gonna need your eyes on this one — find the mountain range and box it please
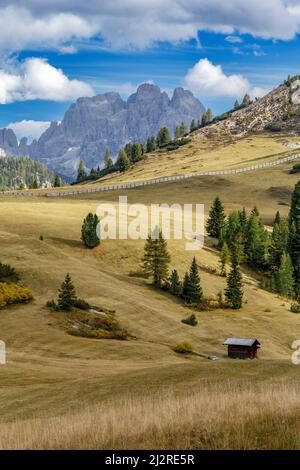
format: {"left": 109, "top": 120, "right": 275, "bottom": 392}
{"left": 0, "top": 84, "right": 205, "bottom": 178}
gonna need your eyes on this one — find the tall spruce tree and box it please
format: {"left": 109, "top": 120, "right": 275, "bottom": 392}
{"left": 225, "top": 249, "right": 243, "bottom": 309}
{"left": 57, "top": 273, "right": 77, "bottom": 311}
{"left": 182, "top": 258, "right": 203, "bottom": 304}
{"left": 269, "top": 217, "right": 289, "bottom": 271}
{"left": 104, "top": 147, "right": 113, "bottom": 168}
{"left": 206, "top": 196, "right": 225, "bottom": 239}
{"left": 190, "top": 119, "right": 197, "bottom": 132}
{"left": 288, "top": 181, "right": 300, "bottom": 297}
{"left": 81, "top": 213, "right": 100, "bottom": 248}
{"left": 54, "top": 175, "right": 62, "bottom": 187}
{"left": 131, "top": 143, "right": 143, "bottom": 162}
{"left": 169, "top": 269, "right": 182, "bottom": 296}
{"left": 76, "top": 160, "right": 86, "bottom": 182}
{"left": 220, "top": 241, "right": 230, "bottom": 277}
{"left": 157, "top": 127, "right": 171, "bottom": 147}
{"left": 275, "top": 253, "right": 294, "bottom": 297}
{"left": 146, "top": 136, "right": 156, "bottom": 152}
{"left": 244, "top": 213, "right": 269, "bottom": 269}
{"left": 142, "top": 229, "right": 171, "bottom": 287}
{"left": 115, "top": 149, "right": 130, "bottom": 172}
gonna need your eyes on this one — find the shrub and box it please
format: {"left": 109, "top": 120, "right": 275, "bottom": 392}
{"left": 174, "top": 341, "right": 193, "bottom": 354}
{"left": 73, "top": 298, "right": 90, "bottom": 310}
{"left": 290, "top": 163, "right": 300, "bottom": 174}
{"left": 181, "top": 314, "right": 198, "bottom": 326}
{"left": 0, "top": 282, "right": 33, "bottom": 308}
{"left": 46, "top": 299, "right": 57, "bottom": 309}
{"left": 290, "top": 302, "right": 300, "bottom": 313}
{"left": 0, "top": 262, "right": 20, "bottom": 282}
{"left": 39, "top": 234, "right": 44, "bottom": 241}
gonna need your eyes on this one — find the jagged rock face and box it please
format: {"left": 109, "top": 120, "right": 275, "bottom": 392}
{"left": 19, "top": 84, "right": 204, "bottom": 177}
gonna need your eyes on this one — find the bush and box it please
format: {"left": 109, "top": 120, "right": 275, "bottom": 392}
{"left": 174, "top": 341, "right": 193, "bottom": 354}
{"left": 290, "top": 302, "right": 300, "bottom": 313}
{"left": 46, "top": 299, "right": 57, "bottom": 309}
{"left": 0, "top": 262, "right": 20, "bottom": 282}
{"left": 181, "top": 314, "right": 198, "bottom": 326}
{"left": 0, "top": 282, "right": 33, "bottom": 308}
{"left": 265, "top": 123, "right": 282, "bottom": 132}
{"left": 290, "top": 163, "right": 300, "bottom": 174}
{"left": 73, "top": 298, "right": 90, "bottom": 310}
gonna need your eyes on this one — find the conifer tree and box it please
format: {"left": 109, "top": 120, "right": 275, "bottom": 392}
{"left": 81, "top": 213, "right": 100, "bottom": 248}
{"left": 182, "top": 258, "right": 203, "bottom": 304}
{"left": 220, "top": 241, "right": 230, "bottom": 277}
{"left": 124, "top": 143, "right": 132, "bottom": 159}
{"left": 169, "top": 269, "right": 182, "bottom": 296}
{"left": 225, "top": 249, "right": 243, "bottom": 309}
{"left": 244, "top": 213, "right": 269, "bottom": 269}
{"left": 76, "top": 160, "right": 86, "bottom": 183}
{"left": 54, "top": 175, "right": 62, "bottom": 187}
{"left": 234, "top": 99, "right": 240, "bottom": 110}
{"left": 104, "top": 147, "right": 113, "bottom": 168}
{"left": 206, "top": 196, "right": 225, "bottom": 239}
{"left": 57, "top": 273, "right": 77, "bottom": 311}
{"left": 275, "top": 253, "right": 294, "bottom": 297}
{"left": 30, "top": 176, "right": 38, "bottom": 189}
{"left": 146, "top": 136, "right": 156, "bottom": 152}
{"left": 288, "top": 181, "right": 300, "bottom": 297}
{"left": 142, "top": 229, "right": 171, "bottom": 287}
{"left": 190, "top": 119, "right": 197, "bottom": 132}
{"left": 131, "top": 143, "right": 143, "bottom": 162}
{"left": 242, "top": 94, "right": 251, "bottom": 107}
{"left": 274, "top": 211, "right": 281, "bottom": 226}
{"left": 269, "top": 217, "right": 289, "bottom": 271}
{"left": 157, "top": 127, "right": 171, "bottom": 147}
{"left": 115, "top": 149, "right": 130, "bottom": 172}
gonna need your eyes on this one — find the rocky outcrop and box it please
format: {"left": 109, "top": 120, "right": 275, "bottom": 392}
{"left": 5, "top": 84, "right": 204, "bottom": 177}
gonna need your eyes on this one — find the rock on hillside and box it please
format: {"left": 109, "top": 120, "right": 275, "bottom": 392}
{"left": 192, "top": 81, "right": 300, "bottom": 145}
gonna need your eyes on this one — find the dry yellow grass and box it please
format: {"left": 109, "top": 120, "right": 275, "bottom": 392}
{"left": 1, "top": 381, "right": 299, "bottom": 449}
{"left": 0, "top": 140, "right": 300, "bottom": 448}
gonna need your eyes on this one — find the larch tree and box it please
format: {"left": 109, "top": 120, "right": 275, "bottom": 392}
{"left": 142, "top": 229, "right": 171, "bottom": 287}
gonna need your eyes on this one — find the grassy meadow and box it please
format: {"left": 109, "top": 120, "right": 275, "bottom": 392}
{"left": 0, "top": 136, "right": 300, "bottom": 448}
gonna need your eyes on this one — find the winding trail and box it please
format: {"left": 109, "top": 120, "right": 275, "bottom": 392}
{"left": 1, "top": 152, "right": 300, "bottom": 198}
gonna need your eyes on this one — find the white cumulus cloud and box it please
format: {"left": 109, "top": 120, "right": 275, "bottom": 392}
{"left": 0, "top": 58, "right": 94, "bottom": 104}
{"left": 7, "top": 120, "right": 51, "bottom": 141}
{"left": 0, "top": 1, "right": 298, "bottom": 52}
{"left": 184, "top": 58, "right": 266, "bottom": 98}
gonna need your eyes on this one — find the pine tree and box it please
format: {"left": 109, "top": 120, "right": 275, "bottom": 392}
{"left": 242, "top": 94, "right": 251, "bottom": 107}
{"left": 275, "top": 253, "right": 294, "bottom": 297}
{"left": 179, "top": 122, "right": 187, "bottom": 137}
{"left": 224, "top": 211, "right": 243, "bottom": 250}
{"left": 274, "top": 211, "right": 281, "bottom": 226}
{"left": 142, "top": 229, "right": 171, "bottom": 287}
{"left": 169, "top": 269, "right": 182, "bottom": 296}
{"left": 225, "top": 249, "right": 243, "bottom": 309}
{"left": 76, "top": 160, "right": 86, "bottom": 183}
{"left": 190, "top": 119, "right": 197, "bottom": 132}
{"left": 220, "top": 241, "right": 230, "bottom": 276}
{"left": 206, "top": 196, "right": 225, "bottom": 239}
{"left": 30, "top": 176, "right": 38, "bottom": 189}
{"left": 131, "top": 143, "right": 143, "bottom": 162}
{"left": 104, "top": 147, "right": 113, "bottom": 168}
{"left": 175, "top": 125, "right": 181, "bottom": 139}
{"left": 182, "top": 272, "right": 191, "bottom": 303}
{"left": 244, "top": 213, "right": 269, "bottom": 269}
{"left": 124, "top": 143, "right": 132, "bottom": 159}
{"left": 182, "top": 258, "right": 203, "bottom": 304}
{"left": 157, "top": 127, "right": 171, "bottom": 147}
{"left": 54, "top": 175, "right": 61, "bottom": 187}
{"left": 234, "top": 99, "right": 240, "bottom": 110}
{"left": 115, "top": 149, "right": 130, "bottom": 172}
{"left": 146, "top": 135, "right": 156, "bottom": 152}
{"left": 81, "top": 213, "right": 100, "bottom": 248}
{"left": 289, "top": 181, "right": 300, "bottom": 297}
{"left": 57, "top": 273, "right": 77, "bottom": 311}
{"left": 269, "top": 217, "right": 289, "bottom": 271}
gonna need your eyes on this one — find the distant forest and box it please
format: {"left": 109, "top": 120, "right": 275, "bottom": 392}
{"left": 0, "top": 156, "right": 55, "bottom": 190}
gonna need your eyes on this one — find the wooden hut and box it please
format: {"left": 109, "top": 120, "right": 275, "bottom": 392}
{"left": 223, "top": 338, "right": 260, "bottom": 359}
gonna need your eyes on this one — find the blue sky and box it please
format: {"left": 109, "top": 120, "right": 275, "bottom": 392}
{"left": 1, "top": 1, "right": 300, "bottom": 140}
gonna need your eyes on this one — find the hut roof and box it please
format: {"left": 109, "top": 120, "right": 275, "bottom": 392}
{"left": 223, "top": 338, "right": 260, "bottom": 347}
